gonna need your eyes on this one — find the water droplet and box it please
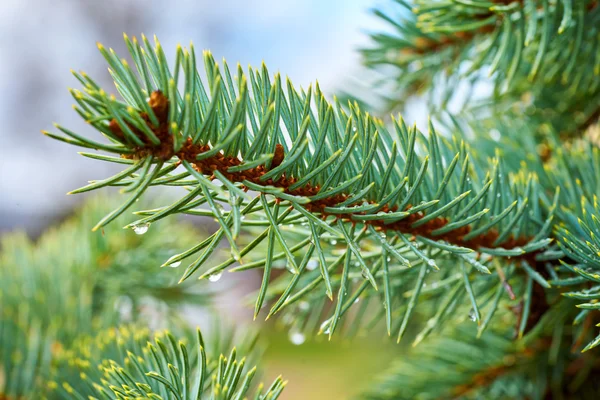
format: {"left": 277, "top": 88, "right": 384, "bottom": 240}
{"left": 241, "top": 216, "right": 246, "bottom": 221}
{"left": 354, "top": 297, "right": 360, "bottom": 304}
{"left": 133, "top": 223, "right": 150, "bottom": 235}
{"left": 427, "top": 259, "right": 436, "bottom": 268}
{"left": 307, "top": 260, "right": 318, "bottom": 271}
{"left": 386, "top": 257, "right": 392, "bottom": 262}
{"left": 320, "top": 320, "right": 331, "bottom": 334}
{"left": 469, "top": 308, "right": 476, "bottom": 322}
{"left": 169, "top": 261, "right": 181, "bottom": 268}
{"left": 330, "top": 239, "right": 338, "bottom": 245}
{"left": 298, "top": 301, "right": 310, "bottom": 311}
{"left": 208, "top": 273, "right": 222, "bottom": 282}
{"left": 289, "top": 331, "right": 305, "bottom": 345}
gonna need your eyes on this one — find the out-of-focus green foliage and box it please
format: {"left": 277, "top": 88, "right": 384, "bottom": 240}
{"left": 0, "top": 195, "right": 212, "bottom": 397}
{"left": 46, "top": 325, "right": 285, "bottom": 400}
{"left": 364, "top": 304, "right": 600, "bottom": 400}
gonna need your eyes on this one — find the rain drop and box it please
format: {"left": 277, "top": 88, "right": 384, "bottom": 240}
{"left": 168, "top": 261, "right": 181, "bottom": 268}
{"left": 307, "top": 260, "right": 318, "bottom": 271}
{"left": 208, "top": 273, "right": 222, "bottom": 282}
{"left": 469, "top": 308, "right": 476, "bottom": 322}
{"left": 133, "top": 223, "right": 150, "bottom": 235}
{"left": 427, "top": 259, "right": 436, "bottom": 268}
{"left": 289, "top": 331, "right": 305, "bottom": 345}
{"left": 354, "top": 297, "right": 360, "bottom": 304}
{"left": 330, "top": 239, "right": 338, "bottom": 245}
{"left": 320, "top": 320, "right": 331, "bottom": 334}
{"left": 298, "top": 301, "right": 310, "bottom": 311}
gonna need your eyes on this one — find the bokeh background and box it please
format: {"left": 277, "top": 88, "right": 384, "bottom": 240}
{"left": 0, "top": 0, "right": 386, "bottom": 235}
{"left": 0, "top": 1, "right": 401, "bottom": 398}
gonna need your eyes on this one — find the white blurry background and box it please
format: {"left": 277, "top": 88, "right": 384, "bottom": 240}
{"left": 0, "top": 0, "right": 383, "bottom": 234}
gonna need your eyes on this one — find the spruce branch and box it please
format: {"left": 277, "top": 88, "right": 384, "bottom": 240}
{"left": 47, "top": 325, "right": 285, "bottom": 399}
{"left": 0, "top": 195, "right": 213, "bottom": 397}
{"left": 362, "top": 315, "right": 600, "bottom": 399}
{"left": 45, "top": 34, "right": 558, "bottom": 341}
{"left": 361, "top": 0, "right": 600, "bottom": 112}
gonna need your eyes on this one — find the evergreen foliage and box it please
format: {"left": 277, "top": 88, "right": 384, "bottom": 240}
{"left": 47, "top": 325, "right": 285, "bottom": 400}
{"left": 2, "top": 0, "right": 599, "bottom": 398}
{"left": 0, "top": 197, "right": 279, "bottom": 399}
{"left": 45, "top": 33, "right": 561, "bottom": 345}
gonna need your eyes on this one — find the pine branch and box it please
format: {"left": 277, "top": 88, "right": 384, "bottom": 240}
{"left": 361, "top": 0, "right": 600, "bottom": 112}
{"left": 548, "top": 140, "right": 600, "bottom": 351}
{"left": 0, "top": 195, "right": 212, "bottom": 397}
{"left": 45, "top": 35, "right": 558, "bottom": 340}
{"left": 47, "top": 325, "right": 285, "bottom": 399}
{"left": 437, "top": 115, "right": 600, "bottom": 352}
{"left": 363, "top": 313, "right": 600, "bottom": 399}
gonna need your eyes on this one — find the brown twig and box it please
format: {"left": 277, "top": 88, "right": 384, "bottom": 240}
{"left": 109, "top": 91, "right": 542, "bottom": 266}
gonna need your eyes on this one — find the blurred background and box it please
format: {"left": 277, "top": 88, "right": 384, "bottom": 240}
{"left": 0, "top": 0, "right": 385, "bottom": 235}
{"left": 0, "top": 1, "right": 398, "bottom": 398}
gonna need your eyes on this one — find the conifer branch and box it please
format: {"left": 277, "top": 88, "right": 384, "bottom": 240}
{"left": 0, "top": 196, "right": 282, "bottom": 398}
{"left": 45, "top": 35, "right": 558, "bottom": 341}
{"left": 361, "top": 0, "right": 600, "bottom": 112}
{"left": 48, "top": 325, "right": 285, "bottom": 399}
{"left": 363, "top": 318, "right": 600, "bottom": 399}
